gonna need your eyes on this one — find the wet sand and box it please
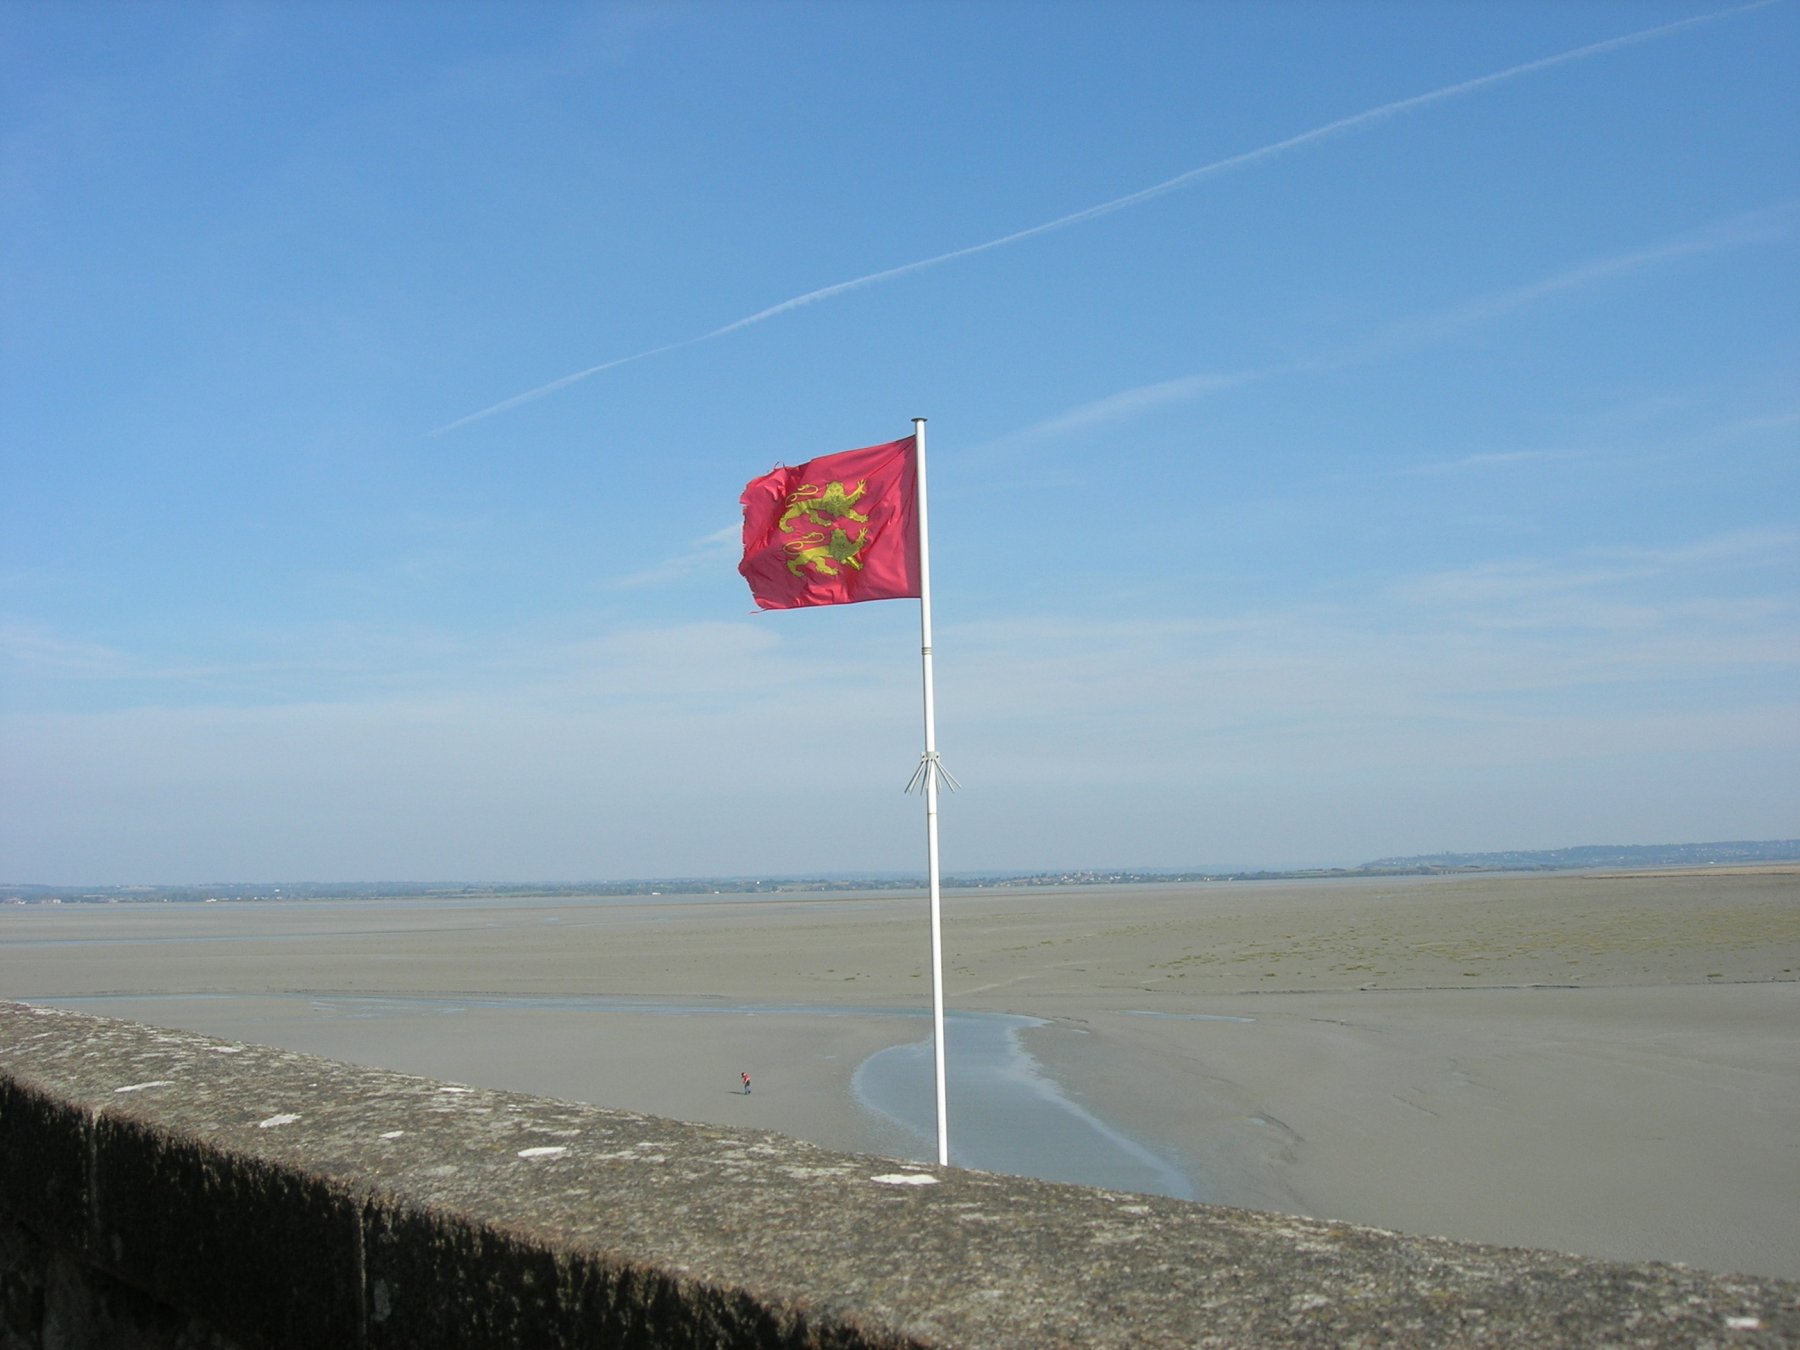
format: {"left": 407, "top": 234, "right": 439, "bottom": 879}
{"left": 4, "top": 867, "right": 1796, "bottom": 1279}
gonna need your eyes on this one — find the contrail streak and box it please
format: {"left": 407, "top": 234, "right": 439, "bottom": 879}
{"left": 431, "top": 0, "right": 1777, "bottom": 436}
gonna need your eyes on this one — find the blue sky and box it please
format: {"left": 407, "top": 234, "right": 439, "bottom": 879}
{"left": 3, "top": 1, "right": 1795, "bottom": 884}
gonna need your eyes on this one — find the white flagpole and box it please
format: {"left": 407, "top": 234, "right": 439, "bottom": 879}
{"left": 911, "top": 415, "right": 951, "bottom": 1167}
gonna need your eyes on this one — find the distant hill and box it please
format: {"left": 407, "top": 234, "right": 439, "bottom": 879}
{"left": 1360, "top": 840, "right": 1800, "bottom": 872}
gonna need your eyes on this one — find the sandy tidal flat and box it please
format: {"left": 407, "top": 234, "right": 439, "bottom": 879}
{"left": 4, "top": 868, "right": 1797, "bottom": 1280}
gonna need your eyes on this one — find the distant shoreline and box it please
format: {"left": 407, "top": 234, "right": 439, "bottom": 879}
{"left": 7, "top": 838, "right": 1798, "bottom": 904}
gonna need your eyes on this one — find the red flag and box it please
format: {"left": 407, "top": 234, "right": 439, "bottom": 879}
{"left": 739, "top": 436, "right": 920, "bottom": 610}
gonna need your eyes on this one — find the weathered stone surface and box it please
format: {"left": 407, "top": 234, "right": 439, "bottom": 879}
{"left": 2, "top": 1001, "right": 1796, "bottom": 1348}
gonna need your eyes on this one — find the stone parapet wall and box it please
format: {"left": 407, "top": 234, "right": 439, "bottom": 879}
{"left": 1, "top": 1001, "right": 1795, "bottom": 1348}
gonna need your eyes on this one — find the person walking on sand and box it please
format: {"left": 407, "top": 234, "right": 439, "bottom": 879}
{"left": 741, "top": 1071, "right": 751, "bottom": 1095}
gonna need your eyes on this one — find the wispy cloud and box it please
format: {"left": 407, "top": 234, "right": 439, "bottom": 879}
{"left": 1394, "top": 528, "right": 1800, "bottom": 632}
{"left": 932, "top": 533, "right": 1800, "bottom": 792}
{"left": 1403, "top": 448, "right": 1584, "bottom": 477}
{"left": 1343, "top": 202, "right": 1798, "bottom": 363}
{"left": 1723, "top": 409, "right": 1800, "bottom": 437}
{"left": 612, "top": 525, "right": 741, "bottom": 590}
{"left": 992, "top": 202, "right": 1794, "bottom": 450}
{"left": 1639, "top": 525, "right": 1800, "bottom": 570}
{"left": 0, "top": 623, "right": 131, "bottom": 679}
{"left": 1018, "top": 372, "right": 1258, "bottom": 440}
{"left": 430, "top": 1, "right": 1778, "bottom": 436}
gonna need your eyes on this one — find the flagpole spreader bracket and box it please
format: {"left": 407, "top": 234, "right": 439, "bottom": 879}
{"left": 905, "top": 751, "right": 961, "bottom": 795}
